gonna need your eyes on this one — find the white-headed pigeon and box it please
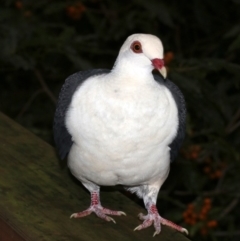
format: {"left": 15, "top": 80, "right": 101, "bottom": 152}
{"left": 53, "top": 34, "right": 187, "bottom": 236}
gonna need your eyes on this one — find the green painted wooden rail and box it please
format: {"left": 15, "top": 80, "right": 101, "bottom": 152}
{"left": 0, "top": 112, "right": 190, "bottom": 241}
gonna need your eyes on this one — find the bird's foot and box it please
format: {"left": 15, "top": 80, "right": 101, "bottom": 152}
{"left": 70, "top": 191, "right": 125, "bottom": 223}
{"left": 70, "top": 204, "right": 126, "bottom": 223}
{"left": 134, "top": 204, "right": 188, "bottom": 237}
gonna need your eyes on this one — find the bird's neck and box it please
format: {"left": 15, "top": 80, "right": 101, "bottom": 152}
{"left": 110, "top": 58, "right": 154, "bottom": 86}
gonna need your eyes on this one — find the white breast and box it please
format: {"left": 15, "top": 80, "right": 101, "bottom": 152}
{"left": 66, "top": 73, "right": 178, "bottom": 187}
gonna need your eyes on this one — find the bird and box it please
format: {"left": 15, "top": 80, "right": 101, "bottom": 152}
{"left": 53, "top": 33, "right": 187, "bottom": 236}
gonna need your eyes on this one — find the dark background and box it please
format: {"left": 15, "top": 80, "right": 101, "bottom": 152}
{"left": 0, "top": 0, "right": 240, "bottom": 240}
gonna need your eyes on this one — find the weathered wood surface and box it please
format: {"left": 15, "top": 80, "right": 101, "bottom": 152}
{"left": 0, "top": 112, "right": 190, "bottom": 241}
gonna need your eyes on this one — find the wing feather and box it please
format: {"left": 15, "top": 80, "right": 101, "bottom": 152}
{"left": 53, "top": 69, "right": 110, "bottom": 160}
{"left": 154, "top": 74, "right": 186, "bottom": 162}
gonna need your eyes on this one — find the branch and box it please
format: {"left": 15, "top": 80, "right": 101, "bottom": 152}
{"left": 16, "top": 89, "right": 44, "bottom": 119}
{"left": 218, "top": 198, "right": 239, "bottom": 220}
{"left": 226, "top": 120, "right": 240, "bottom": 134}
{"left": 34, "top": 68, "right": 56, "bottom": 104}
{"left": 174, "top": 189, "right": 238, "bottom": 197}
{"left": 213, "top": 231, "right": 240, "bottom": 237}
{"left": 172, "top": 66, "right": 201, "bottom": 72}
{"left": 225, "top": 107, "right": 240, "bottom": 134}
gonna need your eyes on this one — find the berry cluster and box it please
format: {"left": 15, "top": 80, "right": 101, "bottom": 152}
{"left": 14, "top": 1, "right": 32, "bottom": 18}
{"left": 164, "top": 51, "right": 174, "bottom": 65}
{"left": 203, "top": 157, "right": 225, "bottom": 179}
{"left": 182, "top": 144, "right": 202, "bottom": 160}
{"left": 183, "top": 198, "right": 218, "bottom": 236}
{"left": 66, "top": 2, "right": 86, "bottom": 20}
{"left": 15, "top": 0, "right": 23, "bottom": 9}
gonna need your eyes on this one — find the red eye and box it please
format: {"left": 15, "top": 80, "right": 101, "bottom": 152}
{"left": 131, "top": 41, "right": 142, "bottom": 53}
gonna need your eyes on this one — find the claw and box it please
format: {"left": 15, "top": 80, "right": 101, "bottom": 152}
{"left": 106, "top": 216, "right": 116, "bottom": 224}
{"left": 134, "top": 225, "right": 142, "bottom": 231}
{"left": 119, "top": 211, "right": 127, "bottom": 216}
{"left": 134, "top": 219, "right": 153, "bottom": 232}
{"left": 181, "top": 228, "right": 189, "bottom": 235}
{"left": 70, "top": 213, "right": 77, "bottom": 219}
{"left": 70, "top": 209, "right": 91, "bottom": 219}
{"left": 153, "top": 230, "right": 160, "bottom": 237}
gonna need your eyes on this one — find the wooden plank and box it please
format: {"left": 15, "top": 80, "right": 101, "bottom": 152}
{"left": 0, "top": 217, "right": 26, "bottom": 241}
{"left": 0, "top": 112, "right": 190, "bottom": 241}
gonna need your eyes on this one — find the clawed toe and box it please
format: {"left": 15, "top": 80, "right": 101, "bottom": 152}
{"left": 105, "top": 216, "right": 116, "bottom": 224}
{"left": 102, "top": 208, "right": 126, "bottom": 216}
{"left": 118, "top": 211, "right": 127, "bottom": 216}
{"left": 181, "top": 228, "right": 189, "bottom": 235}
{"left": 70, "top": 204, "right": 126, "bottom": 224}
{"left": 153, "top": 230, "right": 160, "bottom": 237}
{"left": 70, "top": 209, "right": 91, "bottom": 218}
{"left": 135, "top": 213, "right": 159, "bottom": 236}
{"left": 138, "top": 213, "right": 147, "bottom": 220}
{"left": 135, "top": 207, "right": 188, "bottom": 236}
{"left": 134, "top": 217, "right": 153, "bottom": 231}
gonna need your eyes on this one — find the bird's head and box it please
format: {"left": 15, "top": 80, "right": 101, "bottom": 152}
{"left": 114, "top": 34, "right": 167, "bottom": 79}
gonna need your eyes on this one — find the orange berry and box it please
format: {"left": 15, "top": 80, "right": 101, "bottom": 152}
{"left": 187, "top": 203, "right": 194, "bottom": 210}
{"left": 199, "top": 213, "right": 207, "bottom": 220}
{"left": 204, "top": 197, "right": 212, "bottom": 203}
{"left": 15, "top": 0, "right": 23, "bottom": 9}
{"left": 191, "top": 213, "right": 198, "bottom": 220}
{"left": 183, "top": 211, "right": 189, "bottom": 219}
{"left": 24, "top": 10, "right": 32, "bottom": 17}
{"left": 184, "top": 219, "right": 189, "bottom": 224}
{"left": 205, "top": 202, "right": 212, "bottom": 209}
{"left": 204, "top": 157, "right": 211, "bottom": 163}
{"left": 75, "top": 2, "right": 86, "bottom": 12}
{"left": 214, "top": 170, "right": 223, "bottom": 178}
{"left": 200, "top": 207, "right": 209, "bottom": 215}
{"left": 66, "top": 6, "right": 75, "bottom": 15}
{"left": 189, "top": 219, "right": 196, "bottom": 226}
{"left": 66, "top": 6, "right": 79, "bottom": 20}
{"left": 204, "top": 197, "right": 211, "bottom": 204}
{"left": 66, "top": 3, "right": 86, "bottom": 20}
{"left": 193, "top": 145, "right": 201, "bottom": 152}
{"left": 220, "top": 161, "right": 227, "bottom": 168}
{"left": 185, "top": 217, "right": 193, "bottom": 225}
{"left": 164, "top": 51, "right": 174, "bottom": 65}
{"left": 183, "top": 152, "right": 191, "bottom": 160}
{"left": 207, "top": 220, "right": 218, "bottom": 228}
{"left": 187, "top": 145, "right": 202, "bottom": 160}
{"left": 201, "top": 202, "right": 211, "bottom": 215}
{"left": 204, "top": 166, "right": 211, "bottom": 174}
{"left": 200, "top": 227, "right": 208, "bottom": 236}
{"left": 190, "top": 151, "right": 198, "bottom": 159}
{"left": 210, "top": 173, "right": 216, "bottom": 179}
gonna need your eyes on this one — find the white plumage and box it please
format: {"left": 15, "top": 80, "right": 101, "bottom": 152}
{"left": 54, "top": 33, "right": 187, "bottom": 236}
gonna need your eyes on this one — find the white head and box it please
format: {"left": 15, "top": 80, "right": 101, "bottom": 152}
{"left": 113, "top": 34, "right": 167, "bottom": 79}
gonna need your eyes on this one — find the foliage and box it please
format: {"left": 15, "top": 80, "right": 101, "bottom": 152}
{"left": 0, "top": 0, "right": 240, "bottom": 240}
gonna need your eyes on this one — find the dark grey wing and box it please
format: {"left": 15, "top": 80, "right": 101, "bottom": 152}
{"left": 153, "top": 74, "right": 186, "bottom": 162}
{"left": 53, "top": 69, "right": 111, "bottom": 160}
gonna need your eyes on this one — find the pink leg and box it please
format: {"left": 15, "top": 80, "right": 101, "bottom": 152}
{"left": 135, "top": 204, "right": 188, "bottom": 237}
{"left": 70, "top": 191, "right": 126, "bottom": 223}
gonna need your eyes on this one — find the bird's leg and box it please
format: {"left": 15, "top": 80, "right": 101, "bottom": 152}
{"left": 134, "top": 186, "right": 188, "bottom": 236}
{"left": 70, "top": 190, "right": 126, "bottom": 223}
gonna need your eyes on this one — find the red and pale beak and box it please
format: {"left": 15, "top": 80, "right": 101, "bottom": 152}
{"left": 151, "top": 58, "right": 167, "bottom": 79}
